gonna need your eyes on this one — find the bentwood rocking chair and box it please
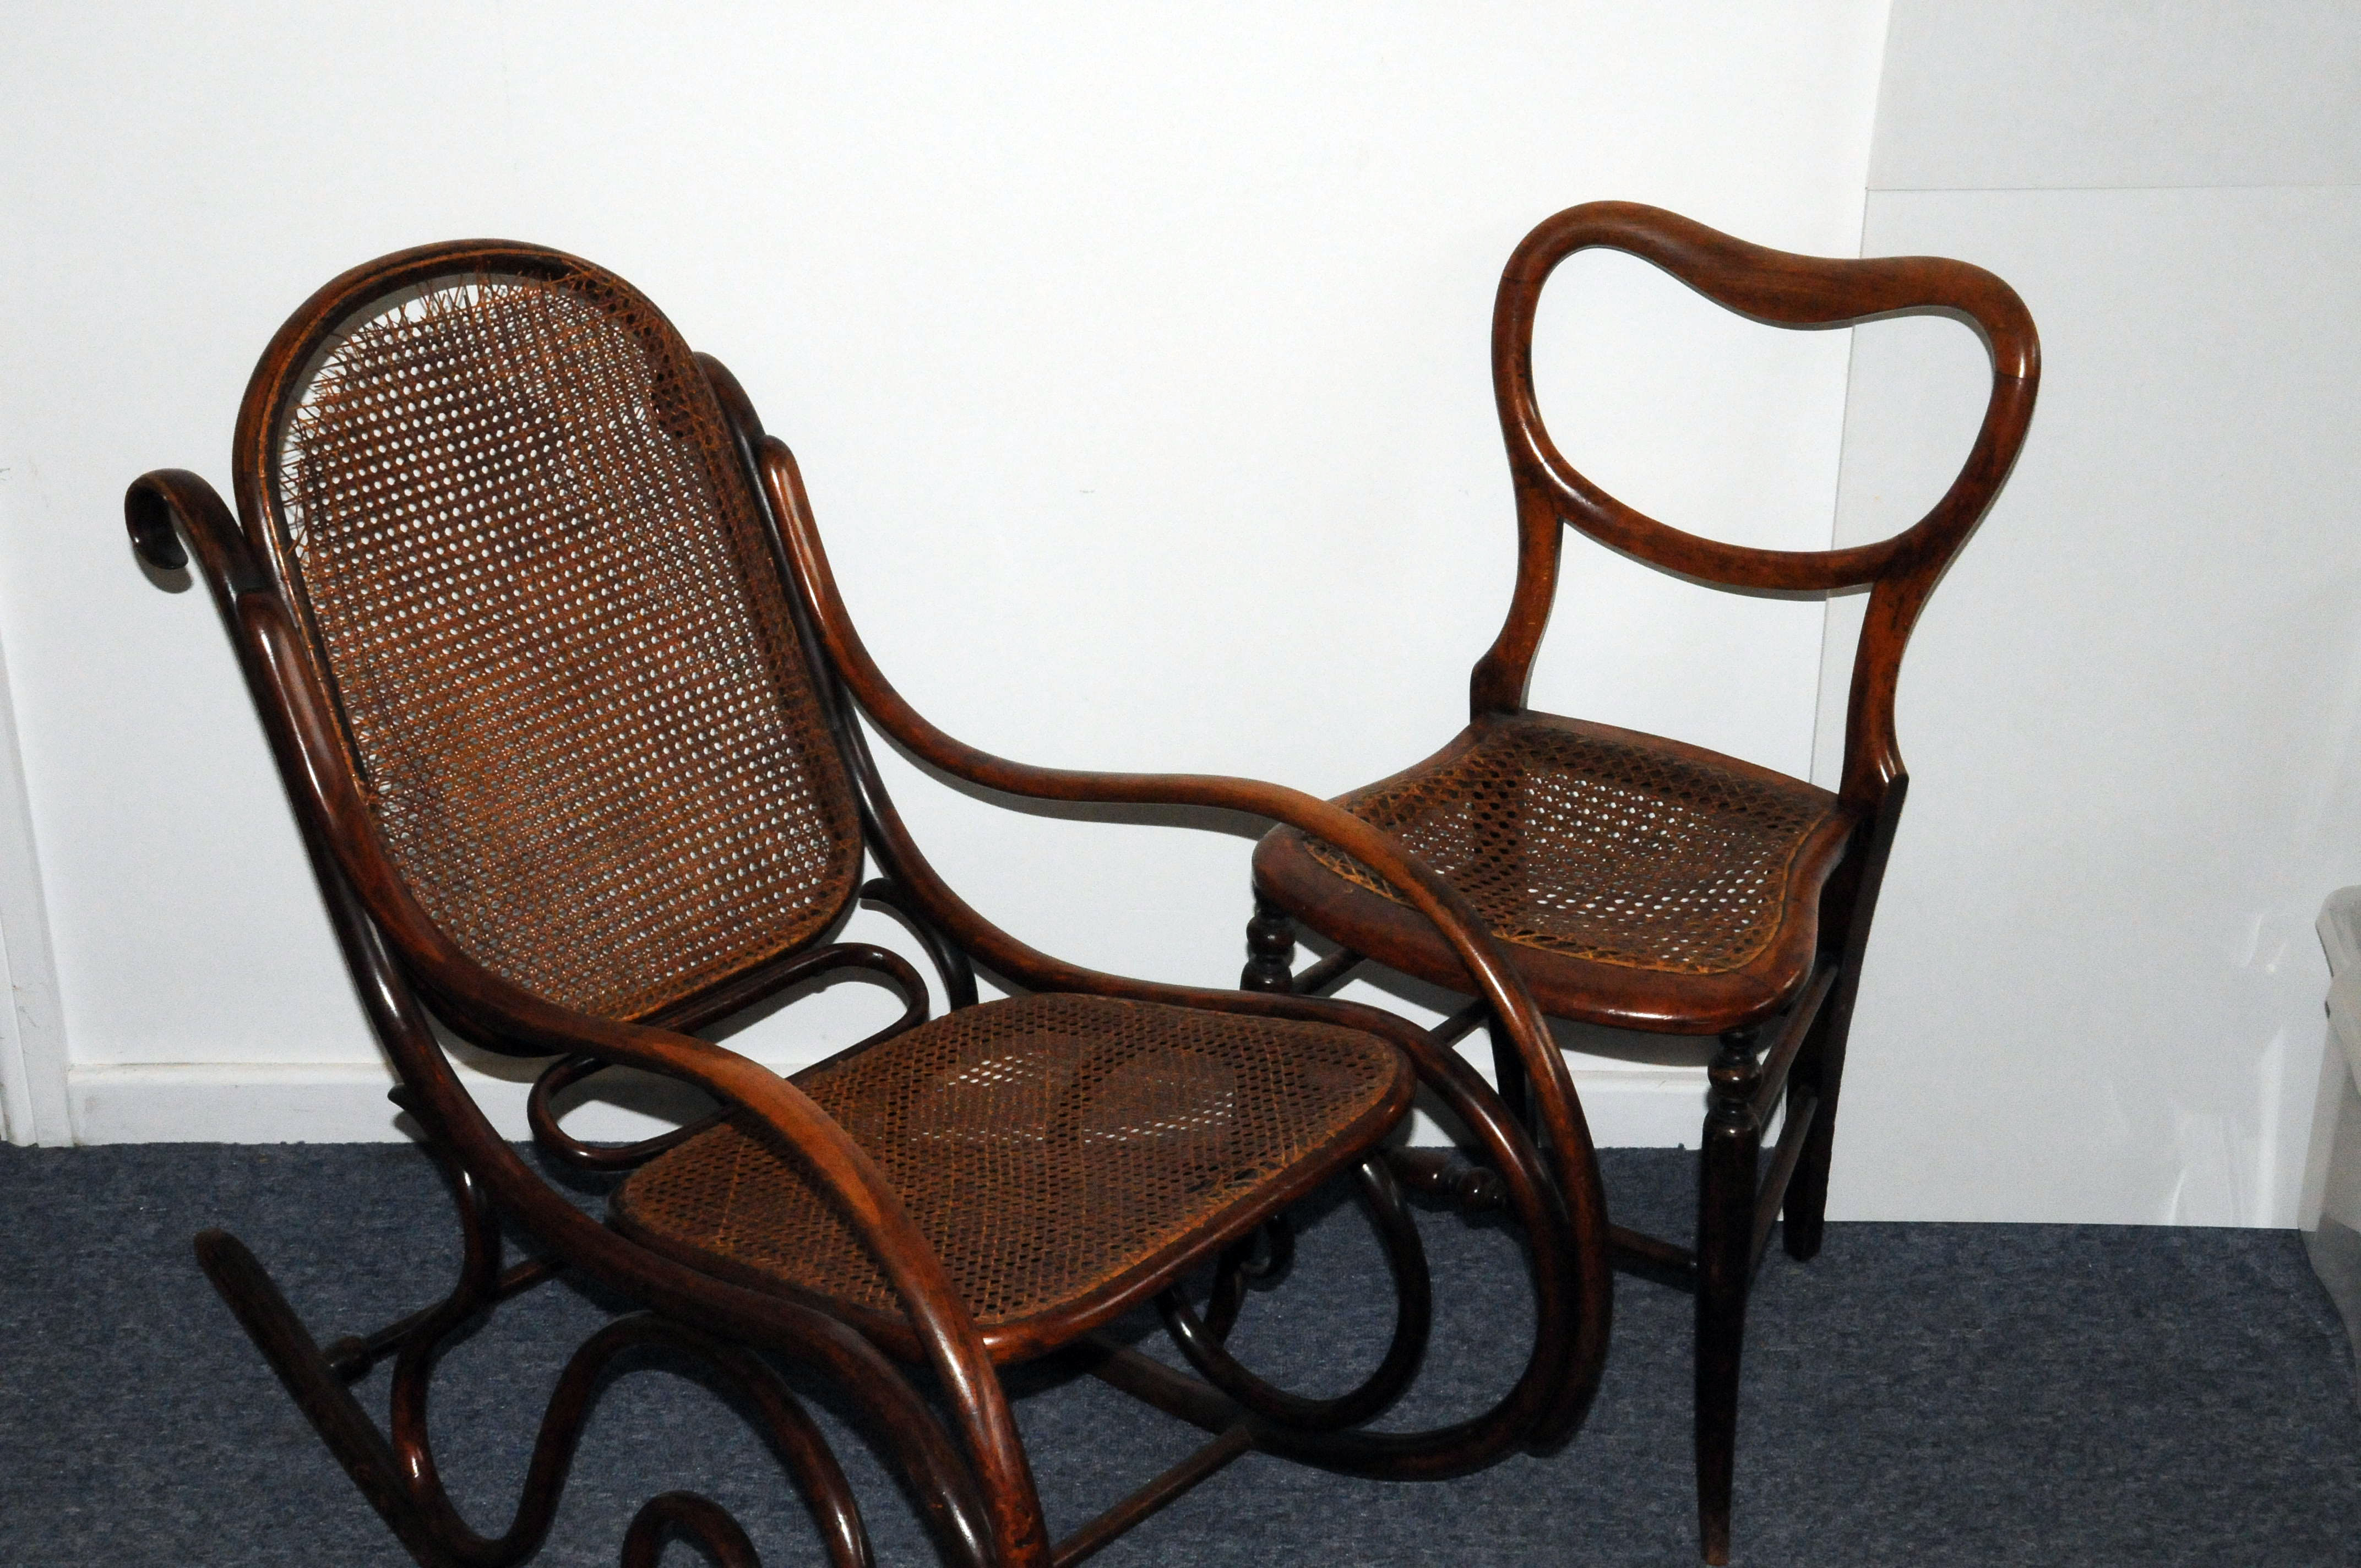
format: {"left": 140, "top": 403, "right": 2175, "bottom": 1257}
{"left": 127, "top": 242, "right": 1613, "bottom": 1567}
{"left": 1242, "top": 203, "right": 2039, "bottom": 1564}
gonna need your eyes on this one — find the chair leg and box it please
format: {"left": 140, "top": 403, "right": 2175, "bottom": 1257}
{"left": 1779, "top": 992, "right": 1850, "bottom": 1262}
{"left": 1695, "top": 1027, "right": 1762, "bottom": 1567}
{"left": 1786, "top": 780, "right": 1907, "bottom": 1263}
{"left": 1472, "top": 1012, "right": 1530, "bottom": 1136}
{"left": 1240, "top": 893, "right": 1297, "bottom": 993}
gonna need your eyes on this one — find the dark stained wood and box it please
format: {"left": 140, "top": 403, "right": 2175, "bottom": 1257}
{"left": 859, "top": 877, "right": 982, "bottom": 1011}
{"left": 1239, "top": 892, "right": 1298, "bottom": 993}
{"left": 1476, "top": 203, "right": 2040, "bottom": 783}
{"left": 1753, "top": 1091, "right": 1820, "bottom": 1275}
{"left": 321, "top": 1254, "right": 563, "bottom": 1381}
{"left": 621, "top": 1493, "right": 766, "bottom": 1568}
{"left": 1288, "top": 946, "right": 1366, "bottom": 998}
{"left": 1388, "top": 1145, "right": 1507, "bottom": 1213}
{"left": 1750, "top": 962, "right": 1838, "bottom": 1125}
{"left": 1238, "top": 201, "right": 2042, "bottom": 1562}
{"left": 1696, "top": 1030, "right": 1764, "bottom": 1568}
{"left": 1158, "top": 1157, "right": 1432, "bottom": 1433}
{"left": 1609, "top": 1224, "right": 1700, "bottom": 1292}
{"left": 1049, "top": 1425, "right": 1254, "bottom": 1568}
{"left": 1782, "top": 777, "right": 1910, "bottom": 1264}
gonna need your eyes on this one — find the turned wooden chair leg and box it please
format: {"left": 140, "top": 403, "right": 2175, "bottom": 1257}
{"left": 1241, "top": 893, "right": 1298, "bottom": 993}
{"left": 1695, "top": 1026, "right": 1762, "bottom": 1566}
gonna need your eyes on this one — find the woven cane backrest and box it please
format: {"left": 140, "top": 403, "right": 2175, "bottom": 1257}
{"left": 244, "top": 248, "right": 862, "bottom": 1023}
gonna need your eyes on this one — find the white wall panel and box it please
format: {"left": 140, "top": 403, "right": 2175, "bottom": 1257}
{"left": 1816, "top": 3, "right": 2361, "bottom": 1224}
{"left": 1873, "top": 0, "right": 2361, "bottom": 191}
{"left": 1825, "top": 185, "right": 2361, "bottom": 1224}
{"left": 0, "top": 622, "right": 66, "bottom": 1145}
{"left": 0, "top": 3, "right": 1889, "bottom": 1140}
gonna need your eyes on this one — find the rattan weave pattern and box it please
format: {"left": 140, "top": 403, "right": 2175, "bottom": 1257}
{"left": 265, "top": 266, "right": 861, "bottom": 1021}
{"left": 611, "top": 994, "right": 1406, "bottom": 1330}
{"left": 1305, "top": 720, "right": 1841, "bottom": 975}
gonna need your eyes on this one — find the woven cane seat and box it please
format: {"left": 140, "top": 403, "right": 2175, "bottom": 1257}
{"left": 612, "top": 992, "right": 1412, "bottom": 1358}
{"left": 1253, "top": 714, "right": 1860, "bottom": 1033}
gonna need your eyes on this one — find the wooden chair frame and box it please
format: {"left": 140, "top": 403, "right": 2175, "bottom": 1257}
{"left": 1239, "top": 202, "right": 2040, "bottom": 1564}
{"left": 127, "top": 241, "right": 1616, "bottom": 1567}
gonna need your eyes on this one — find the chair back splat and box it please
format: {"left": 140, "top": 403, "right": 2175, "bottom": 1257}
{"left": 129, "top": 239, "right": 1611, "bottom": 1566}
{"left": 247, "top": 253, "right": 864, "bottom": 1025}
{"left": 1243, "top": 202, "right": 2040, "bottom": 1566}
{"left": 1478, "top": 201, "right": 2040, "bottom": 803}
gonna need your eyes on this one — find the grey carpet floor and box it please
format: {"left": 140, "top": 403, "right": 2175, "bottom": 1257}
{"left": 2, "top": 1142, "right": 2357, "bottom": 1566}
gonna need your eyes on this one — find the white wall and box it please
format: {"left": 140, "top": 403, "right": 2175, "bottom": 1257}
{"left": 0, "top": 4, "right": 1890, "bottom": 1144}
{"left": 0, "top": 637, "right": 66, "bottom": 1146}
{"left": 1818, "top": 2, "right": 2361, "bottom": 1224}
{"left": 12, "top": 6, "right": 2353, "bottom": 1233}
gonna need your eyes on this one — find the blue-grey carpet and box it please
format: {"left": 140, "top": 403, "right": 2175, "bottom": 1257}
{"left": 2, "top": 1142, "right": 2355, "bottom": 1566}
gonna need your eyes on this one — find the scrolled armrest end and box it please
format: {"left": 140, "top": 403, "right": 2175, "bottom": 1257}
{"left": 124, "top": 468, "right": 269, "bottom": 595}
{"left": 125, "top": 472, "right": 193, "bottom": 572}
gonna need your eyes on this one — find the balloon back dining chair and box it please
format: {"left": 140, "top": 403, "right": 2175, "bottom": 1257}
{"left": 1240, "top": 202, "right": 2039, "bottom": 1565}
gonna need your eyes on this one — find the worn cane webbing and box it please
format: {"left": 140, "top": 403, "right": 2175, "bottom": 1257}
{"left": 1305, "top": 720, "right": 1842, "bottom": 975}
{"left": 265, "top": 266, "right": 861, "bottom": 1021}
{"left": 612, "top": 994, "right": 1407, "bottom": 1330}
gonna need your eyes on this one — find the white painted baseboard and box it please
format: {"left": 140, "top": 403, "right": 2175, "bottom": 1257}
{"left": 67, "top": 1058, "right": 1707, "bottom": 1148}
{"left": 1405, "top": 1064, "right": 1705, "bottom": 1150}
{"left": 1549, "top": 1066, "right": 1707, "bottom": 1150}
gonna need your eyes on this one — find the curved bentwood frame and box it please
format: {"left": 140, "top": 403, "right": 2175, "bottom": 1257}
{"left": 1243, "top": 203, "right": 2039, "bottom": 1564}
{"left": 127, "top": 242, "right": 1613, "bottom": 1567}
{"left": 1478, "top": 202, "right": 2039, "bottom": 792}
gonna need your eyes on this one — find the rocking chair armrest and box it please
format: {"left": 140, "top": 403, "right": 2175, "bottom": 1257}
{"left": 125, "top": 468, "right": 1048, "bottom": 1567}
{"left": 755, "top": 439, "right": 1601, "bottom": 1212}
